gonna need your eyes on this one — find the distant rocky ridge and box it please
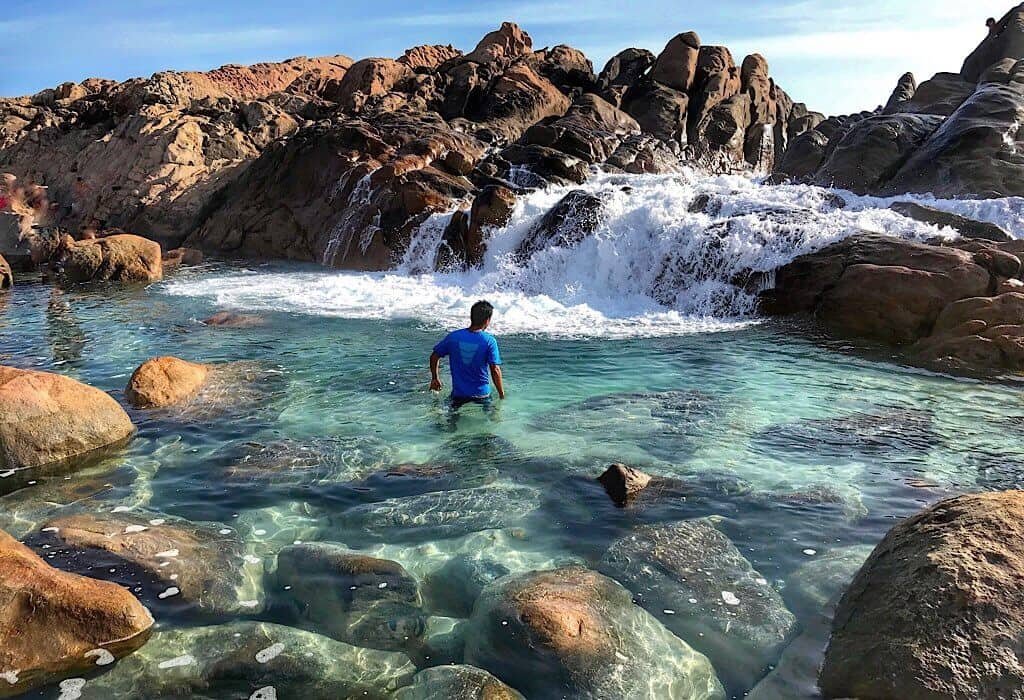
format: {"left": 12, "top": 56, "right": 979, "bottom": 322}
{"left": 772, "top": 3, "right": 1024, "bottom": 198}
{"left": 0, "top": 23, "right": 812, "bottom": 268}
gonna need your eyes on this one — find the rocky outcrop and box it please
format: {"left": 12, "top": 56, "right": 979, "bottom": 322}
{"left": 889, "top": 201, "right": 1011, "bottom": 241}
{"left": 820, "top": 491, "right": 1024, "bottom": 700}
{"left": 125, "top": 356, "right": 210, "bottom": 408}
{"left": 465, "top": 566, "right": 726, "bottom": 699}
{"left": 274, "top": 543, "right": 425, "bottom": 651}
{"left": 56, "top": 233, "right": 163, "bottom": 282}
{"left": 3, "top": 22, "right": 804, "bottom": 269}
{"left": 0, "top": 366, "right": 134, "bottom": 470}
{"left": 0, "top": 528, "right": 152, "bottom": 698}
{"left": 774, "top": 5, "right": 1024, "bottom": 198}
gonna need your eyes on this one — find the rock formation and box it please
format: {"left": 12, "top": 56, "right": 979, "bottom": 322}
{"left": 773, "top": 3, "right": 1024, "bottom": 198}
{"left": 820, "top": 491, "right": 1024, "bottom": 699}
{"left": 0, "top": 528, "right": 153, "bottom": 698}
{"left": 762, "top": 233, "right": 1024, "bottom": 374}
{"left": 0, "top": 366, "right": 134, "bottom": 470}
{"left": 1, "top": 22, "right": 806, "bottom": 271}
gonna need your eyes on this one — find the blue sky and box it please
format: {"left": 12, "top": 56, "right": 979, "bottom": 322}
{"left": 0, "top": 0, "right": 1012, "bottom": 114}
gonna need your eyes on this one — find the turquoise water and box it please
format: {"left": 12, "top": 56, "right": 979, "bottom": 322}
{"left": 4, "top": 262, "right": 1024, "bottom": 699}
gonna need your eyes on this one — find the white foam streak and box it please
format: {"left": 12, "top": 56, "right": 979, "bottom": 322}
{"left": 164, "top": 169, "right": 1023, "bottom": 339}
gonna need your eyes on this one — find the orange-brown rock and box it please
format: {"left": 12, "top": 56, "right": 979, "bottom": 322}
{"left": 0, "top": 366, "right": 134, "bottom": 470}
{"left": 597, "top": 463, "right": 652, "bottom": 506}
{"left": 0, "top": 528, "right": 152, "bottom": 698}
{"left": 0, "top": 254, "right": 10, "bottom": 290}
{"left": 331, "top": 58, "right": 414, "bottom": 111}
{"left": 820, "top": 491, "right": 1024, "bottom": 699}
{"left": 58, "top": 234, "right": 162, "bottom": 283}
{"left": 125, "top": 356, "right": 210, "bottom": 409}
{"left": 162, "top": 247, "right": 203, "bottom": 268}
{"left": 399, "top": 44, "right": 462, "bottom": 70}
{"left": 463, "top": 22, "right": 532, "bottom": 65}
{"left": 650, "top": 31, "right": 701, "bottom": 92}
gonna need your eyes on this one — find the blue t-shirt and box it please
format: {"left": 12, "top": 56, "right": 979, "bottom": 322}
{"left": 433, "top": 329, "right": 502, "bottom": 398}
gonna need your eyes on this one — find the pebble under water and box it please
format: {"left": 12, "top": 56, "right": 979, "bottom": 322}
{"left": 4, "top": 260, "right": 1024, "bottom": 699}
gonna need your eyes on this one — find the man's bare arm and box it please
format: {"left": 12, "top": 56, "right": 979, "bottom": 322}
{"left": 490, "top": 364, "right": 506, "bottom": 399}
{"left": 429, "top": 352, "right": 443, "bottom": 391}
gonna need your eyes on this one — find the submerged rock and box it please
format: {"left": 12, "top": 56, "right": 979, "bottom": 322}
{"left": 395, "top": 665, "right": 524, "bottom": 699}
{"left": 201, "top": 311, "right": 265, "bottom": 327}
{"left": 820, "top": 491, "right": 1024, "bottom": 700}
{"left": 465, "top": 566, "right": 725, "bottom": 699}
{"left": 335, "top": 483, "right": 540, "bottom": 543}
{"left": 33, "top": 511, "right": 260, "bottom": 616}
{"left": 0, "top": 528, "right": 153, "bottom": 698}
{"left": 599, "top": 519, "right": 796, "bottom": 691}
{"left": 79, "top": 621, "right": 415, "bottom": 700}
{"left": 125, "top": 356, "right": 211, "bottom": 409}
{"left": 783, "top": 545, "right": 874, "bottom": 617}
{"left": 889, "top": 201, "right": 1011, "bottom": 242}
{"left": 0, "top": 366, "right": 134, "bottom": 470}
{"left": 273, "top": 542, "right": 425, "bottom": 651}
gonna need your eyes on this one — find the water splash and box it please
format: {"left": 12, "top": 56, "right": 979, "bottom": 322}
{"left": 167, "top": 168, "right": 1023, "bottom": 338}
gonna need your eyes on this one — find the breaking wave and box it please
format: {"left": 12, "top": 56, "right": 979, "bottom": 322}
{"left": 163, "top": 168, "right": 1023, "bottom": 338}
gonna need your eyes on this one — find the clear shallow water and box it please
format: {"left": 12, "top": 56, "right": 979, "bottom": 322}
{"left": 4, "top": 267, "right": 1024, "bottom": 698}
{"left": 4, "top": 171, "right": 1024, "bottom": 698}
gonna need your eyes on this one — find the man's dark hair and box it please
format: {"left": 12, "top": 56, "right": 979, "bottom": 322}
{"left": 988, "top": 17, "right": 997, "bottom": 26}
{"left": 470, "top": 300, "right": 494, "bottom": 327}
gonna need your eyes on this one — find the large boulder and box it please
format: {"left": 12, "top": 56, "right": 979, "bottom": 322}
{"left": 811, "top": 114, "right": 943, "bottom": 194}
{"left": 889, "top": 201, "right": 1012, "bottom": 242}
{"left": 34, "top": 511, "right": 260, "bottom": 616}
{"left": 622, "top": 79, "right": 690, "bottom": 143}
{"left": 330, "top": 57, "right": 413, "bottom": 111}
{"left": 474, "top": 64, "right": 571, "bottom": 143}
{"left": 394, "top": 665, "right": 525, "bottom": 699}
{"left": 897, "top": 72, "right": 976, "bottom": 116}
{"left": 885, "top": 81, "right": 1024, "bottom": 198}
{"left": 78, "top": 621, "right": 415, "bottom": 699}
{"left": 124, "top": 356, "right": 210, "bottom": 409}
{"left": 523, "top": 93, "right": 640, "bottom": 164}
{"left": 515, "top": 189, "right": 604, "bottom": 261}
{"left": 599, "top": 520, "right": 797, "bottom": 690}
{"left": 650, "top": 31, "right": 701, "bottom": 92}
{"left": 820, "top": 491, "right": 1024, "bottom": 699}
{"left": 910, "top": 292, "right": 1024, "bottom": 372}
{"left": 598, "top": 48, "right": 656, "bottom": 93}
{"left": 0, "top": 366, "right": 134, "bottom": 470}
{"left": 0, "top": 528, "right": 152, "bottom": 698}
{"left": 463, "top": 22, "right": 532, "bottom": 65}
{"left": 465, "top": 566, "right": 725, "bottom": 699}
{"left": 57, "top": 234, "right": 163, "bottom": 283}
{"left": 273, "top": 543, "right": 426, "bottom": 651}
{"left": 763, "top": 234, "right": 992, "bottom": 344}
{"left": 399, "top": 44, "right": 462, "bottom": 71}
{"left": 688, "top": 46, "right": 741, "bottom": 137}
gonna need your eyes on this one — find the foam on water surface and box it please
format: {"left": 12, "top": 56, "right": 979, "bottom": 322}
{"left": 164, "top": 169, "right": 1021, "bottom": 338}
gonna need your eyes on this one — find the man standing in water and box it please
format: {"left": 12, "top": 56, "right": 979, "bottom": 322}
{"left": 430, "top": 300, "right": 505, "bottom": 409}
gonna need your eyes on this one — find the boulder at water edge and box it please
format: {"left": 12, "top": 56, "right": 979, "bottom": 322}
{"left": 598, "top": 519, "right": 797, "bottom": 691}
{"left": 820, "top": 491, "right": 1024, "bottom": 699}
{"left": 0, "top": 528, "right": 153, "bottom": 698}
{"left": 464, "top": 566, "right": 725, "bottom": 700}
{"left": 125, "top": 356, "right": 210, "bottom": 409}
{"left": 596, "top": 463, "right": 652, "bottom": 506}
{"left": 78, "top": 621, "right": 415, "bottom": 700}
{"left": 57, "top": 234, "right": 163, "bottom": 283}
{"left": 0, "top": 366, "right": 134, "bottom": 470}
{"left": 0, "top": 254, "right": 10, "bottom": 290}
{"left": 35, "top": 510, "right": 261, "bottom": 616}
{"left": 273, "top": 542, "right": 426, "bottom": 651}
{"left": 394, "top": 665, "right": 525, "bottom": 699}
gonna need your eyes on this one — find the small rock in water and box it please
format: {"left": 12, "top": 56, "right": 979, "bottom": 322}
{"left": 721, "top": 591, "right": 740, "bottom": 606}
{"left": 157, "top": 654, "right": 195, "bottom": 669}
{"left": 596, "top": 463, "right": 652, "bottom": 506}
{"left": 158, "top": 587, "right": 180, "bottom": 599}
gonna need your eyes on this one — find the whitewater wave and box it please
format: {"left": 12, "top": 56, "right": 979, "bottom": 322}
{"left": 163, "top": 168, "right": 1023, "bottom": 339}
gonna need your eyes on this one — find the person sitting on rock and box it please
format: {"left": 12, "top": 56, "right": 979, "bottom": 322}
{"left": 429, "top": 300, "right": 505, "bottom": 412}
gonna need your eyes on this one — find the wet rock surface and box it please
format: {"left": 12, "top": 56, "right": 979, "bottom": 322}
{"left": 78, "top": 621, "right": 415, "bottom": 700}
{"left": 0, "top": 528, "right": 153, "bottom": 698}
{"left": 820, "top": 491, "right": 1024, "bottom": 700}
{"left": 273, "top": 542, "right": 425, "bottom": 651}
{"left": 125, "top": 356, "right": 210, "bottom": 408}
{"left": 394, "top": 664, "right": 525, "bottom": 699}
{"left": 465, "top": 566, "right": 725, "bottom": 699}
{"left": 598, "top": 519, "right": 797, "bottom": 691}
{"left": 30, "top": 510, "right": 258, "bottom": 617}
